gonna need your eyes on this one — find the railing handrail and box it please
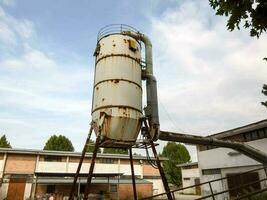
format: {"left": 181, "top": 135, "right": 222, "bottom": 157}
{"left": 141, "top": 166, "right": 267, "bottom": 200}
{"left": 97, "top": 24, "right": 139, "bottom": 42}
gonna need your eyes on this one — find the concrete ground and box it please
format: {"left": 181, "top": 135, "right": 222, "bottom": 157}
{"left": 154, "top": 194, "right": 202, "bottom": 200}
{"left": 173, "top": 194, "right": 202, "bottom": 200}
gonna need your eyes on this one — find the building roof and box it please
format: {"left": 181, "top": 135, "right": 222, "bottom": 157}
{"left": 35, "top": 172, "right": 124, "bottom": 177}
{"left": 36, "top": 177, "right": 152, "bottom": 184}
{"left": 176, "top": 162, "right": 198, "bottom": 168}
{"left": 0, "top": 147, "right": 168, "bottom": 160}
{"left": 208, "top": 119, "right": 267, "bottom": 139}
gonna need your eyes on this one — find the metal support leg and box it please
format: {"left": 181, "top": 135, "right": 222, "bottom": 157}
{"left": 83, "top": 136, "right": 101, "bottom": 200}
{"left": 150, "top": 141, "right": 173, "bottom": 200}
{"left": 69, "top": 126, "right": 93, "bottom": 200}
{"left": 129, "top": 148, "right": 138, "bottom": 200}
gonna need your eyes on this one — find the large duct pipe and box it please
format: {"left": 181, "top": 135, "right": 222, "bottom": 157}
{"left": 159, "top": 130, "right": 267, "bottom": 164}
{"left": 123, "top": 31, "right": 160, "bottom": 140}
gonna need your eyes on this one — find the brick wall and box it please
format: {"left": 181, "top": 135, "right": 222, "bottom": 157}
{"left": 143, "top": 164, "right": 160, "bottom": 176}
{"left": 119, "top": 183, "right": 153, "bottom": 200}
{"left": 5, "top": 154, "right": 36, "bottom": 174}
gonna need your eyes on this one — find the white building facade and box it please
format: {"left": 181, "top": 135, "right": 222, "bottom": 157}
{"left": 197, "top": 119, "right": 267, "bottom": 200}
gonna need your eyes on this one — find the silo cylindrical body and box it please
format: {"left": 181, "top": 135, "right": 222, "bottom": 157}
{"left": 92, "top": 34, "right": 143, "bottom": 148}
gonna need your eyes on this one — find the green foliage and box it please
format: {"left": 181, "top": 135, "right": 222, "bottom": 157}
{"left": 161, "top": 142, "right": 191, "bottom": 186}
{"left": 103, "top": 148, "right": 128, "bottom": 154}
{"left": 251, "top": 192, "right": 267, "bottom": 200}
{"left": 86, "top": 139, "right": 101, "bottom": 153}
{"left": 0, "top": 135, "right": 12, "bottom": 148}
{"left": 209, "top": 0, "right": 267, "bottom": 37}
{"left": 262, "top": 84, "right": 267, "bottom": 108}
{"left": 43, "top": 135, "right": 74, "bottom": 152}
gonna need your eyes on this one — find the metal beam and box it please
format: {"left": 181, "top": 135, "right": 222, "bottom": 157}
{"left": 69, "top": 126, "right": 93, "bottom": 200}
{"left": 150, "top": 141, "right": 173, "bottom": 200}
{"left": 83, "top": 136, "right": 100, "bottom": 200}
{"left": 159, "top": 130, "right": 267, "bottom": 165}
{"left": 129, "top": 148, "right": 137, "bottom": 200}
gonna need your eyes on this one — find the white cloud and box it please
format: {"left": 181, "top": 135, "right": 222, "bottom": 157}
{"left": 0, "top": 21, "right": 16, "bottom": 45}
{"left": 148, "top": 1, "right": 267, "bottom": 160}
{"left": 0, "top": 5, "right": 94, "bottom": 151}
{"left": 0, "top": 5, "right": 34, "bottom": 46}
{"left": 1, "top": 0, "right": 15, "bottom": 7}
{"left": 1, "top": 49, "right": 57, "bottom": 69}
{"left": 13, "top": 19, "right": 34, "bottom": 39}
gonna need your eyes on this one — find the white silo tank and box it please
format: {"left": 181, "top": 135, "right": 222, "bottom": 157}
{"left": 92, "top": 27, "right": 143, "bottom": 148}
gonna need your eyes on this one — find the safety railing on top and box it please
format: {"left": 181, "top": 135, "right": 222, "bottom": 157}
{"left": 141, "top": 166, "right": 267, "bottom": 200}
{"left": 97, "top": 24, "right": 139, "bottom": 42}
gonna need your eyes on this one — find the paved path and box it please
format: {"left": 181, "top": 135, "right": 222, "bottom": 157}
{"left": 174, "top": 194, "right": 202, "bottom": 200}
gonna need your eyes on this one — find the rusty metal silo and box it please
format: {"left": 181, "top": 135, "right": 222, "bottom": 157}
{"left": 92, "top": 25, "right": 143, "bottom": 148}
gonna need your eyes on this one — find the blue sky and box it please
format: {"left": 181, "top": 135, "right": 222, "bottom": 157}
{"left": 1, "top": 0, "right": 266, "bottom": 161}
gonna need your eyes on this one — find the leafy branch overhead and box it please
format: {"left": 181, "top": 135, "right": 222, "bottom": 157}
{"left": 209, "top": 0, "right": 267, "bottom": 37}
{"left": 262, "top": 84, "right": 267, "bottom": 107}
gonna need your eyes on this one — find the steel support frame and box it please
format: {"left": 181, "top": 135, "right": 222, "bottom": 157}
{"left": 83, "top": 135, "right": 101, "bottom": 200}
{"left": 129, "top": 148, "right": 138, "bottom": 200}
{"left": 69, "top": 126, "right": 93, "bottom": 200}
{"left": 150, "top": 141, "right": 174, "bottom": 200}
{"left": 142, "top": 119, "right": 173, "bottom": 200}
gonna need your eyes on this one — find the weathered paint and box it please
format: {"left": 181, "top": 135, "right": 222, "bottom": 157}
{"left": 92, "top": 34, "right": 143, "bottom": 147}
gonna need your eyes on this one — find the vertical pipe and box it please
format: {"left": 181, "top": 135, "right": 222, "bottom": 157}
{"left": 30, "top": 154, "right": 39, "bottom": 199}
{"left": 34, "top": 176, "right": 38, "bottom": 198}
{"left": 129, "top": 148, "right": 138, "bottom": 200}
{"left": 83, "top": 136, "right": 100, "bottom": 200}
{"left": 150, "top": 142, "right": 173, "bottom": 200}
{"left": 69, "top": 127, "right": 93, "bottom": 200}
{"left": 108, "top": 176, "right": 110, "bottom": 196}
{"left": 122, "top": 31, "right": 160, "bottom": 140}
{"left": 117, "top": 174, "right": 120, "bottom": 200}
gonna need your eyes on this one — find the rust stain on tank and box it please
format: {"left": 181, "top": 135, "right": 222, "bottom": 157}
{"left": 118, "top": 106, "right": 131, "bottom": 117}
{"left": 104, "top": 116, "right": 112, "bottom": 138}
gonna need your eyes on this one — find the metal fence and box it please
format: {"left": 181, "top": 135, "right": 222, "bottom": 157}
{"left": 141, "top": 166, "right": 267, "bottom": 200}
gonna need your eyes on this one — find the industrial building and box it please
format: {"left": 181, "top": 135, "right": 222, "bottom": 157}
{"left": 178, "top": 162, "right": 200, "bottom": 195}
{"left": 0, "top": 148, "right": 166, "bottom": 200}
{"left": 197, "top": 119, "right": 267, "bottom": 199}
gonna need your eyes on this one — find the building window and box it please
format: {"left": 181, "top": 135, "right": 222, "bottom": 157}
{"left": 47, "top": 185, "right": 55, "bottom": 193}
{"left": 183, "top": 177, "right": 190, "bottom": 181}
{"left": 99, "top": 158, "right": 114, "bottom": 164}
{"left": 243, "top": 128, "right": 267, "bottom": 142}
{"left": 110, "top": 184, "right": 117, "bottom": 192}
{"left": 202, "top": 168, "right": 221, "bottom": 175}
{"left": 44, "top": 155, "right": 62, "bottom": 162}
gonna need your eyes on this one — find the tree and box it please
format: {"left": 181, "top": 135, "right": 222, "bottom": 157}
{"left": 43, "top": 135, "right": 74, "bottom": 152}
{"left": 209, "top": 0, "right": 267, "bottom": 38}
{"left": 86, "top": 139, "right": 101, "bottom": 153}
{"left": 103, "top": 148, "right": 128, "bottom": 154}
{"left": 0, "top": 135, "right": 12, "bottom": 148}
{"left": 262, "top": 84, "right": 267, "bottom": 107}
{"left": 161, "top": 142, "right": 191, "bottom": 186}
